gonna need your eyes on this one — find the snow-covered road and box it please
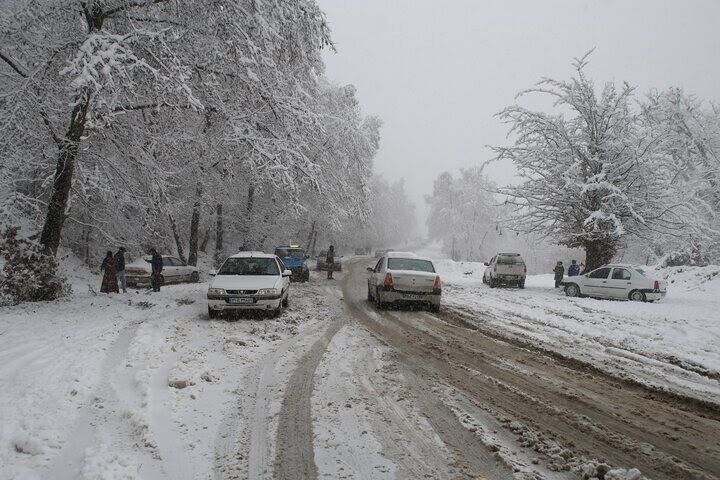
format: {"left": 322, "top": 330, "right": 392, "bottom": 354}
{"left": 1, "top": 259, "right": 719, "bottom": 480}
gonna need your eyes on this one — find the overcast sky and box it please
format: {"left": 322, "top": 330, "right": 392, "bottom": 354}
{"left": 318, "top": 0, "right": 720, "bottom": 224}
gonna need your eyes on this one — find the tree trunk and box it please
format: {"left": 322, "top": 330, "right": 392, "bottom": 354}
{"left": 168, "top": 213, "right": 187, "bottom": 263}
{"left": 240, "top": 184, "right": 255, "bottom": 250}
{"left": 584, "top": 239, "right": 616, "bottom": 272}
{"left": 214, "top": 203, "right": 224, "bottom": 267}
{"left": 39, "top": 89, "right": 91, "bottom": 256}
{"left": 187, "top": 186, "right": 201, "bottom": 266}
{"left": 199, "top": 228, "right": 210, "bottom": 253}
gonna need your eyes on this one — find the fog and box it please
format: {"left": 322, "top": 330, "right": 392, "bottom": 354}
{"left": 319, "top": 0, "right": 720, "bottom": 226}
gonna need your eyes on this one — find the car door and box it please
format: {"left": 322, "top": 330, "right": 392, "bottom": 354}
{"left": 369, "top": 257, "right": 384, "bottom": 292}
{"left": 278, "top": 258, "right": 290, "bottom": 293}
{"left": 485, "top": 256, "right": 496, "bottom": 281}
{"left": 583, "top": 267, "right": 612, "bottom": 297}
{"left": 163, "top": 257, "right": 180, "bottom": 282}
{"left": 607, "top": 268, "right": 633, "bottom": 299}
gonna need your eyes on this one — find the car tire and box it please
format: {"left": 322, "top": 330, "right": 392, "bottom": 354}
{"left": 482, "top": 275, "right": 486, "bottom": 284}
{"left": 429, "top": 304, "right": 441, "bottom": 314}
{"left": 367, "top": 288, "right": 373, "bottom": 301}
{"left": 208, "top": 306, "right": 218, "bottom": 319}
{"left": 191, "top": 271, "right": 199, "bottom": 283}
{"left": 565, "top": 283, "right": 580, "bottom": 297}
{"left": 629, "top": 290, "right": 646, "bottom": 302}
{"left": 282, "top": 292, "right": 289, "bottom": 308}
{"left": 518, "top": 281, "right": 525, "bottom": 289}
{"left": 489, "top": 277, "right": 497, "bottom": 288}
{"left": 375, "top": 288, "right": 385, "bottom": 309}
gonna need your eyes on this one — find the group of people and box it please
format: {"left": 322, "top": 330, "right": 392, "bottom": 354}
{"left": 99, "top": 248, "right": 164, "bottom": 294}
{"left": 553, "top": 259, "right": 584, "bottom": 288}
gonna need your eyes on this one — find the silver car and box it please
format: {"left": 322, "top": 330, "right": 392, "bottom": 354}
{"left": 483, "top": 253, "right": 526, "bottom": 289}
{"left": 367, "top": 252, "right": 441, "bottom": 312}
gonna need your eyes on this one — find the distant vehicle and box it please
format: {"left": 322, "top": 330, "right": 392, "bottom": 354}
{"left": 274, "top": 244, "right": 310, "bottom": 282}
{"left": 561, "top": 264, "right": 667, "bottom": 302}
{"left": 316, "top": 250, "right": 342, "bottom": 272}
{"left": 126, "top": 255, "right": 199, "bottom": 287}
{"left": 483, "top": 253, "right": 526, "bottom": 288}
{"left": 374, "top": 249, "right": 389, "bottom": 259}
{"left": 206, "top": 251, "right": 291, "bottom": 318}
{"left": 367, "top": 251, "right": 441, "bottom": 312}
{"left": 354, "top": 247, "right": 371, "bottom": 255}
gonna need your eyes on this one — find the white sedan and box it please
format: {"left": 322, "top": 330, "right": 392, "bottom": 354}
{"left": 207, "top": 252, "right": 292, "bottom": 318}
{"left": 367, "top": 252, "right": 442, "bottom": 312}
{"left": 561, "top": 264, "right": 667, "bottom": 302}
{"left": 125, "top": 255, "right": 199, "bottom": 287}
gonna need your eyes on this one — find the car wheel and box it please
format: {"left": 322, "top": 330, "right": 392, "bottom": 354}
{"left": 489, "top": 277, "right": 497, "bottom": 288}
{"left": 367, "top": 288, "right": 373, "bottom": 301}
{"left": 482, "top": 275, "right": 486, "bottom": 284}
{"left": 190, "top": 271, "right": 199, "bottom": 283}
{"left": 208, "top": 306, "right": 218, "bottom": 319}
{"left": 518, "top": 281, "right": 525, "bottom": 289}
{"left": 429, "top": 303, "right": 441, "bottom": 314}
{"left": 282, "top": 292, "right": 289, "bottom": 308}
{"left": 375, "top": 288, "right": 385, "bottom": 309}
{"left": 565, "top": 283, "right": 580, "bottom": 297}
{"left": 629, "top": 290, "right": 646, "bottom": 302}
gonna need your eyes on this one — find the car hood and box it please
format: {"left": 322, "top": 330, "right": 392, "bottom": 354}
{"left": 209, "top": 275, "right": 279, "bottom": 290}
{"left": 281, "top": 258, "right": 306, "bottom": 267}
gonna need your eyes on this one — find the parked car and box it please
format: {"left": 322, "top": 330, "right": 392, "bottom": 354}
{"left": 274, "top": 244, "right": 310, "bottom": 282}
{"left": 561, "top": 264, "right": 667, "bottom": 302}
{"left": 483, "top": 253, "right": 527, "bottom": 288}
{"left": 316, "top": 250, "right": 343, "bottom": 271}
{"left": 367, "top": 251, "right": 441, "bottom": 312}
{"left": 125, "top": 255, "right": 199, "bottom": 287}
{"left": 206, "top": 252, "right": 292, "bottom": 318}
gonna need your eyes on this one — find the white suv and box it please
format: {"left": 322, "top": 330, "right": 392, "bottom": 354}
{"left": 483, "top": 253, "right": 527, "bottom": 289}
{"left": 561, "top": 264, "right": 667, "bottom": 302}
{"left": 207, "top": 252, "right": 292, "bottom": 318}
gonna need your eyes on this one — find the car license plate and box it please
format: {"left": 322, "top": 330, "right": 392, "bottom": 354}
{"left": 403, "top": 294, "right": 423, "bottom": 300}
{"left": 229, "top": 297, "right": 253, "bottom": 304}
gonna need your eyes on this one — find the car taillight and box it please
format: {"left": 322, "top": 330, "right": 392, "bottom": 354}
{"left": 493, "top": 265, "right": 497, "bottom": 272}
{"left": 524, "top": 266, "right": 527, "bottom": 273}
{"left": 384, "top": 273, "right": 393, "bottom": 288}
{"left": 654, "top": 280, "right": 660, "bottom": 290}
{"left": 433, "top": 276, "right": 442, "bottom": 290}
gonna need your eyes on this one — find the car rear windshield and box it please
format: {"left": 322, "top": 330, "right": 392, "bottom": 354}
{"left": 497, "top": 255, "right": 523, "bottom": 265}
{"left": 219, "top": 257, "right": 279, "bottom": 276}
{"left": 387, "top": 258, "right": 435, "bottom": 272}
{"left": 274, "top": 248, "right": 305, "bottom": 259}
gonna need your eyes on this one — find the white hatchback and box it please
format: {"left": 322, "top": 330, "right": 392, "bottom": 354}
{"left": 207, "top": 252, "right": 292, "bottom": 318}
{"left": 561, "top": 264, "right": 667, "bottom": 302}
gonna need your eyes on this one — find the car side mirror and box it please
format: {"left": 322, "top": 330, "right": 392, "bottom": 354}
{"left": 304, "top": 255, "right": 310, "bottom": 259}
{"left": 366, "top": 267, "right": 374, "bottom": 272}
{"left": 282, "top": 269, "right": 293, "bottom": 277}
{"left": 483, "top": 262, "right": 489, "bottom": 267}
{"left": 209, "top": 269, "right": 217, "bottom": 277}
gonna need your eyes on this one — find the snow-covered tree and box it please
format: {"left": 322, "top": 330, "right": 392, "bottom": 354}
{"left": 640, "top": 88, "right": 720, "bottom": 265}
{"left": 491, "top": 52, "right": 682, "bottom": 271}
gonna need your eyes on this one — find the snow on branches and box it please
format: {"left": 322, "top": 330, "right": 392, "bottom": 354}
{"left": 491, "top": 52, "right": 700, "bottom": 269}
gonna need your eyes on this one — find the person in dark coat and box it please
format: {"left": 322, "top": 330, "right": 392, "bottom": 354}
{"left": 100, "top": 251, "right": 119, "bottom": 294}
{"left": 115, "top": 247, "right": 127, "bottom": 293}
{"left": 553, "top": 261, "right": 565, "bottom": 288}
{"left": 150, "top": 248, "right": 163, "bottom": 292}
{"left": 568, "top": 260, "right": 580, "bottom": 277}
{"left": 326, "top": 245, "right": 335, "bottom": 280}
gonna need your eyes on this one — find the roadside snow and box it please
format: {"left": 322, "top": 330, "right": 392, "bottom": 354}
{"left": 434, "top": 259, "right": 720, "bottom": 404}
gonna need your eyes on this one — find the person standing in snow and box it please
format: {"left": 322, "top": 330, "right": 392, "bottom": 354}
{"left": 568, "top": 259, "right": 580, "bottom": 277}
{"left": 150, "top": 248, "right": 163, "bottom": 292}
{"left": 115, "top": 247, "right": 127, "bottom": 293}
{"left": 326, "top": 245, "right": 335, "bottom": 280}
{"left": 100, "top": 251, "right": 119, "bottom": 294}
{"left": 553, "top": 261, "right": 565, "bottom": 288}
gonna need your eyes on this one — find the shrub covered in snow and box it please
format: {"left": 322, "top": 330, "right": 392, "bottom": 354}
{"left": 0, "top": 227, "right": 70, "bottom": 304}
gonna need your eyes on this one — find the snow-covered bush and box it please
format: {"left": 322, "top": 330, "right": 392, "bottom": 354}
{"left": 0, "top": 227, "right": 70, "bottom": 304}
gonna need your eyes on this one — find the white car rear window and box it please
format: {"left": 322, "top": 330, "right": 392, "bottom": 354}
{"left": 387, "top": 258, "right": 435, "bottom": 272}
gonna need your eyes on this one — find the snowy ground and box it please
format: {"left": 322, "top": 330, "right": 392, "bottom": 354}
{"left": 2, "top": 254, "right": 718, "bottom": 480}
{"left": 432, "top": 257, "right": 720, "bottom": 404}
{"left": 0, "top": 260, "right": 331, "bottom": 480}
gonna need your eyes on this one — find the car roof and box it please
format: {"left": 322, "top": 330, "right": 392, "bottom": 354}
{"left": 601, "top": 263, "right": 641, "bottom": 268}
{"left": 496, "top": 253, "right": 522, "bottom": 256}
{"left": 230, "top": 251, "right": 275, "bottom": 258}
